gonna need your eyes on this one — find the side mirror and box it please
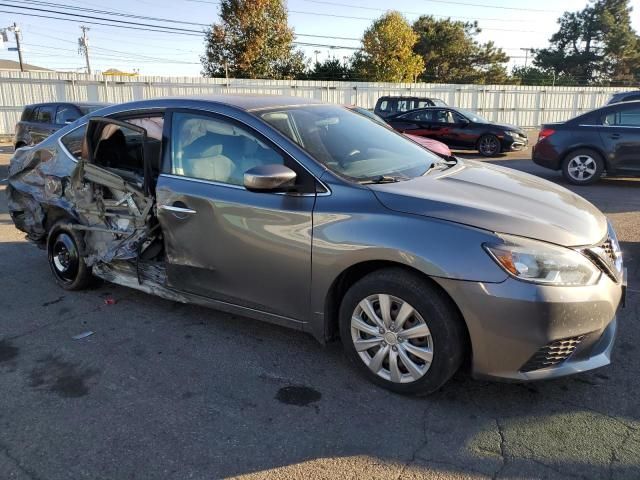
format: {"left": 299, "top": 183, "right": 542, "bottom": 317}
{"left": 244, "top": 164, "right": 297, "bottom": 192}
{"left": 459, "top": 118, "right": 470, "bottom": 126}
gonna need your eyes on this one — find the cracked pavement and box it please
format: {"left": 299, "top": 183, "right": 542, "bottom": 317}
{"left": 1, "top": 145, "right": 639, "bottom": 479}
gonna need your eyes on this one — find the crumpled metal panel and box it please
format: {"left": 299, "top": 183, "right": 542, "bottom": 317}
{"left": 7, "top": 135, "right": 161, "bottom": 292}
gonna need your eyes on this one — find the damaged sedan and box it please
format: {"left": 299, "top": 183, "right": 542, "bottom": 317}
{"left": 7, "top": 96, "right": 626, "bottom": 395}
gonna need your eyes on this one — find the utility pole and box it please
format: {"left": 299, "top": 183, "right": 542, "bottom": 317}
{"left": 78, "top": 26, "right": 91, "bottom": 75}
{"left": 520, "top": 48, "right": 534, "bottom": 69}
{"left": 7, "top": 23, "right": 24, "bottom": 72}
{"left": 313, "top": 50, "right": 321, "bottom": 64}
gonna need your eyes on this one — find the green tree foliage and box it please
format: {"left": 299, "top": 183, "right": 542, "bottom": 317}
{"left": 412, "top": 16, "right": 509, "bottom": 84}
{"left": 352, "top": 11, "right": 425, "bottom": 82}
{"left": 534, "top": 0, "right": 640, "bottom": 85}
{"left": 511, "top": 66, "right": 576, "bottom": 86}
{"left": 201, "top": 0, "right": 306, "bottom": 79}
{"left": 306, "top": 58, "right": 354, "bottom": 80}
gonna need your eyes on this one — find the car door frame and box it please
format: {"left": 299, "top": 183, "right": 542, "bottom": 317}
{"left": 155, "top": 106, "right": 327, "bottom": 326}
{"left": 597, "top": 104, "right": 640, "bottom": 173}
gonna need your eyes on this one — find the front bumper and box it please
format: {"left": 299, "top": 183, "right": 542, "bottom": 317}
{"left": 435, "top": 273, "right": 623, "bottom": 381}
{"left": 503, "top": 133, "right": 528, "bottom": 152}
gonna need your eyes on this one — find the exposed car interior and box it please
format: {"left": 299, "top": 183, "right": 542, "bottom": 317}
{"left": 171, "top": 113, "right": 282, "bottom": 186}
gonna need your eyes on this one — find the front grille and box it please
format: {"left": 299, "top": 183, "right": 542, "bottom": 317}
{"left": 520, "top": 335, "right": 585, "bottom": 372}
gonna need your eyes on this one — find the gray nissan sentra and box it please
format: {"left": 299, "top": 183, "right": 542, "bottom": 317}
{"left": 7, "top": 95, "right": 626, "bottom": 395}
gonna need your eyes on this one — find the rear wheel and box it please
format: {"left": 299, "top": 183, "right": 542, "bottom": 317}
{"left": 47, "top": 221, "right": 94, "bottom": 290}
{"left": 562, "top": 149, "right": 604, "bottom": 185}
{"left": 478, "top": 134, "right": 501, "bottom": 157}
{"left": 339, "top": 269, "right": 466, "bottom": 395}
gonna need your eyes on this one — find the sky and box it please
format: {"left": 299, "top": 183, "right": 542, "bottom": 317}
{"left": 0, "top": 0, "right": 639, "bottom": 77}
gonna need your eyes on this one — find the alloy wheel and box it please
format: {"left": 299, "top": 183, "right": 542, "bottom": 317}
{"left": 567, "top": 155, "right": 597, "bottom": 182}
{"left": 350, "top": 294, "right": 434, "bottom": 384}
{"left": 479, "top": 136, "right": 499, "bottom": 156}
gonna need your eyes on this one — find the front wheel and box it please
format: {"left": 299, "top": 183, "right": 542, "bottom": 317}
{"left": 47, "top": 221, "right": 95, "bottom": 290}
{"left": 339, "top": 269, "right": 467, "bottom": 395}
{"left": 477, "top": 134, "right": 501, "bottom": 157}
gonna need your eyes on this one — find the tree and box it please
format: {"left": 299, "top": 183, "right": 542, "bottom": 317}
{"left": 201, "top": 0, "right": 306, "bottom": 79}
{"left": 352, "top": 11, "right": 424, "bottom": 82}
{"left": 412, "top": 16, "right": 509, "bottom": 84}
{"left": 306, "top": 57, "right": 353, "bottom": 80}
{"left": 534, "top": 0, "right": 640, "bottom": 85}
{"left": 511, "top": 66, "right": 576, "bottom": 86}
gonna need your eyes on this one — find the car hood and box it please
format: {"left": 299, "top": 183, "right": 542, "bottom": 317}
{"left": 370, "top": 159, "right": 607, "bottom": 247}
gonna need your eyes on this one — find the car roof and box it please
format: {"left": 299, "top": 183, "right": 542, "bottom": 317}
{"left": 80, "top": 95, "right": 326, "bottom": 118}
{"left": 378, "top": 96, "right": 438, "bottom": 100}
{"left": 25, "top": 101, "right": 111, "bottom": 108}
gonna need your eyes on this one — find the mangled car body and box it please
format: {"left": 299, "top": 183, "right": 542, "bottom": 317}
{"left": 7, "top": 96, "right": 625, "bottom": 395}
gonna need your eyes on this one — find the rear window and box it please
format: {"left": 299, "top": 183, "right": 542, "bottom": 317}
{"left": 21, "top": 106, "right": 34, "bottom": 121}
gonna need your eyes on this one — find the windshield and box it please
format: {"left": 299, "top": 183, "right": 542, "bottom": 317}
{"left": 457, "top": 109, "right": 489, "bottom": 123}
{"left": 260, "top": 105, "right": 442, "bottom": 181}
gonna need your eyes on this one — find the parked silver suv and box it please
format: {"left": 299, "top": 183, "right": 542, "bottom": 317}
{"left": 7, "top": 96, "right": 626, "bottom": 394}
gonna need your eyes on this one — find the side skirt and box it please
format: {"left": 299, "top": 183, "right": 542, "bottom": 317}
{"left": 93, "top": 261, "right": 307, "bottom": 332}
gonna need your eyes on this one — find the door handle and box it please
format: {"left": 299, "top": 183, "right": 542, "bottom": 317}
{"left": 159, "top": 204, "right": 197, "bottom": 215}
{"left": 609, "top": 133, "right": 621, "bottom": 139}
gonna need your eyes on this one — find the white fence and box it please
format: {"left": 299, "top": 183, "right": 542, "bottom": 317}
{"left": 0, "top": 71, "right": 631, "bottom": 135}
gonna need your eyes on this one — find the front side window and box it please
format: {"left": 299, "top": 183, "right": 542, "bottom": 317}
{"left": 403, "top": 110, "right": 433, "bottom": 122}
{"left": 261, "top": 105, "right": 442, "bottom": 182}
{"left": 433, "top": 109, "right": 456, "bottom": 124}
{"left": 605, "top": 108, "right": 640, "bottom": 127}
{"left": 171, "top": 112, "right": 285, "bottom": 186}
{"left": 55, "top": 105, "right": 81, "bottom": 125}
{"left": 60, "top": 125, "right": 87, "bottom": 160}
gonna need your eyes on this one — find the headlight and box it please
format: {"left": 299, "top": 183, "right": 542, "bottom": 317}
{"left": 484, "top": 234, "right": 601, "bottom": 286}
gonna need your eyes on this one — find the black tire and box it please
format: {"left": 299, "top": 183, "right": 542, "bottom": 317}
{"left": 477, "top": 134, "right": 501, "bottom": 157}
{"left": 339, "top": 268, "right": 467, "bottom": 395}
{"left": 561, "top": 148, "right": 604, "bottom": 185}
{"left": 47, "top": 221, "right": 94, "bottom": 291}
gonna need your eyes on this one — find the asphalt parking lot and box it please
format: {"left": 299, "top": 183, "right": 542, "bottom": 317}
{"left": 0, "top": 143, "right": 639, "bottom": 480}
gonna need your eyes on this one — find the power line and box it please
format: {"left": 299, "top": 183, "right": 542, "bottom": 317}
{"left": 7, "top": 1, "right": 363, "bottom": 41}
{"left": 0, "top": 2, "right": 206, "bottom": 34}
{"left": 419, "top": 0, "right": 561, "bottom": 13}
{"left": 0, "top": 3, "right": 359, "bottom": 50}
{"left": 297, "top": 0, "right": 536, "bottom": 23}
{"left": 182, "top": 0, "right": 547, "bottom": 32}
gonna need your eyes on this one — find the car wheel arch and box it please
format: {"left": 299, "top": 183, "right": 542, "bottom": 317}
{"left": 322, "top": 260, "right": 471, "bottom": 358}
{"left": 561, "top": 145, "right": 610, "bottom": 171}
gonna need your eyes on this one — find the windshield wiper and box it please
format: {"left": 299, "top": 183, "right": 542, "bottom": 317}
{"left": 360, "top": 175, "right": 408, "bottom": 184}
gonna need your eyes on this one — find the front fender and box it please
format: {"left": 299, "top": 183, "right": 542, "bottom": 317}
{"left": 308, "top": 183, "right": 507, "bottom": 339}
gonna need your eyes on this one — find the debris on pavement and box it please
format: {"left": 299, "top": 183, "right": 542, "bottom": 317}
{"left": 72, "top": 331, "right": 95, "bottom": 340}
